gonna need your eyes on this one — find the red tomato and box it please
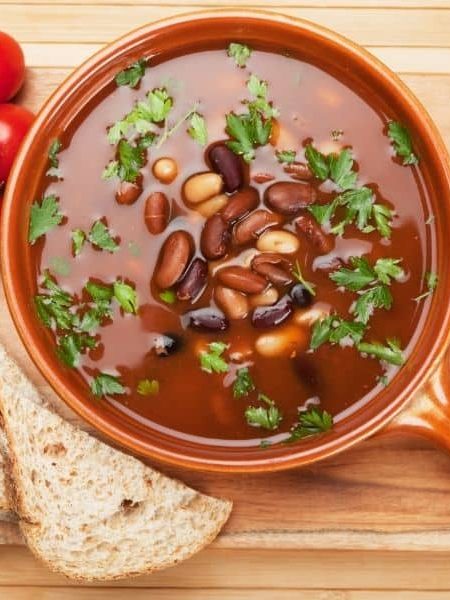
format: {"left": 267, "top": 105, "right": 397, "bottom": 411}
{"left": 0, "top": 104, "right": 34, "bottom": 189}
{"left": 0, "top": 32, "right": 25, "bottom": 102}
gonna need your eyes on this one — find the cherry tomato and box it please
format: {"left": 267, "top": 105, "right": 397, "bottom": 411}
{"left": 0, "top": 104, "right": 34, "bottom": 190}
{"left": 0, "top": 32, "right": 25, "bottom": 102}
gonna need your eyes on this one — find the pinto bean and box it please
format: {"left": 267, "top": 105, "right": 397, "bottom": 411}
{"left": 176, "top": 258, "right": 208, "bottom": 301}
{"left": 183, "top": 172, "right": 223, "bottom": 204}
{"left": 295, "top": 212, "right": 333, "bottom": 254}
{"left": 220, "top": 187, "right": 259, "bottom": 224}
{"left": 116, "top": 179, "right": 142, "bottom": 205}
{"left": 284, "top": 162, "right": 313, "bottom": 181}
{"left": 152, "top": 157, "right": 178, "bottom": 183}
{"left": 251, "top": 297, "right": 293, "bottom": 328}
{"left": 265, "top": 181, "right": 316, "bottom": 216}
{"left": 256, "top": 230, "right": 300, "bottom": 254}
{"left": 214, "top": 286, "right": 249, "bottom": 320}
{"left": 196, "top": 194, "right": 228, "bottom": 218}
{"left": 250, "top": 286, "right": 279, "bottom": 308}
{"left": 216, "top": 266, "right": 267, "bottom": 295}
{"left": 200, "top": 214, "right": 230, "bottom": 260}
{"left": 233, "top": 210, "right": 283, "bottom": 245}
{"left": 208, "top": 144, "right": 243, "bottom": 193}
{"left": 186, "top": 307, "right": 229, "bottom": 331}
{"left": 154, "top": 231, "right": 194, "bottom": 289}
{"left": 144, "top": 192, "right": 170, "bottom": 234}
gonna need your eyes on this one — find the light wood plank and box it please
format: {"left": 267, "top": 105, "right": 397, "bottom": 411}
{"left": 2, "top": 0, "right": 450, "bottom": 7}
{"left": 2, "top": 546, "right": 450, "bottom": 589}
{"left": 3, "top": 5, "right": 450, "bottom": 46}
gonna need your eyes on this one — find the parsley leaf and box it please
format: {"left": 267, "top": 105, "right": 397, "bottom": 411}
{"left": 233, "top": 367, "right": 255, "bottom": 398}
{"left": 353, "top": 284, "right": 393, "bottom": 324}
{"left": 228, "top": 42, "right": 252, "bottom": 67}
{"left": 46, "top": 139, "right": 62, "bottom": 178}
{"left": 357, "top": 338, "right": 404, "bottom": 366}
{"left": 373, "top": 258, "right": 404, "bottom": 284}
{"left": 330, "top": 256, "right": 376, "bottom": 291}
{"left": 102, "top": 139, "right": 145, "bottom": 184}
{"left": 187, "top": 112, "right": 208, "bottom": 146}
{"left": 388, "top": 121, "right": 418, "bottom": 166}
{"left": 113, "top": 280, "right": 138, "bottom": 314}
{"left": 34, "top": 271, "right": 74, "bottom": 331}
{"left": 137, "top": 378, "right": 159, "bottom": 395}
{"left": 414, "top": 271, "right": 438, "bottom": 302}
{"left": 292, "top": 260, "right": 316, "bottom": 296}
{"left": 310, "top": 316, "right": 366, "bottom": 350}
{"left": 245, "top": 393, "right": 282, "bottom": 430}
{"left": 88, "top": 220, "right": 119, "bottom": 253}
{"left": 28, "top": 195, "right": 63, "bottom": 244}
{"left": 115, "top": 58, "right": 147, "bottom": 88}
{"left": 308, "top": 199, "right": 339, "bottom": 226}
{"left": 71, "top": 229, "right": 86, "bottom": 256}
{"left": 56, "top": 332, "right": 96, "bottom": 368}
{"left": 246, "top": 75, "right": 279, "bottom": 119}
{"left": 90, "top": 373, "right": 125, "bottom": 396}
{"left": 159, "top": 289, "right": 176, "bottom": 304}
{"left": 85, "top": 280, "right": 114, "bottom": 303}
{"left": 328, "top": 148, "right": 357, "bottom": 190}
{"left": 276, "top": 149, "right": 296, "bottom": 164}
{"left": 200, "top": 342, "right": 229, "bottom": 374}
{"left": 373, "top": 203, "right": 394, "bottom": 238}
{"left": 305, "top": 144, "right": 329, "bottom": 180}
{"left": 287, "top": 407, "right": 333, "bottom": 442}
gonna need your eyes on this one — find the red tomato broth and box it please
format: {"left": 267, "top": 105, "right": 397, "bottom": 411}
{"left": 30, "top": 48, "right": 433, "bottom": 446}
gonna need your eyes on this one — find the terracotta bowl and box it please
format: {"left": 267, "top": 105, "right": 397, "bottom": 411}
{"left": 3, "top": 10, "right": 450, "bottom": 473}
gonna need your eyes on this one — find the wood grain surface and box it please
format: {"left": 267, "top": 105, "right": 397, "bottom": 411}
{"left": 1, "top": 0, "right": 450, "bottom": 597}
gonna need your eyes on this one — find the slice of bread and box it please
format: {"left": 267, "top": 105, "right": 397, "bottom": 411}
{"left": 0, "top": 346, "right": 232, "bottom": 580}
{"left": 0, "top": 430, "right": 14, "bottom": 519}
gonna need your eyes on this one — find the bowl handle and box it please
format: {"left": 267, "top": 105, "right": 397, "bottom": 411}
{"left": 379, "top": 348, "right": 450, "bottom": 450}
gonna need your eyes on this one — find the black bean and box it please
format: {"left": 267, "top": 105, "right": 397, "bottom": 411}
{"left": 153, "top": 333, "right": 182, "bottom": 357}
{"left": 185, "top": 308, "right": 229, "bottom": 332}
{"left": 208, "top": 144, "right": 243, "bottom": 193}
{"left": 290, "top": 284, "right": 313, "bottom": 308}
{"left": 251, "top": 297, "right": 293, "bottom": 328}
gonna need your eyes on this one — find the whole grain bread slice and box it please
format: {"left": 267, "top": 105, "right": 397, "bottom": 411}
{"left": 0, "top": 430, "right": 14, "bottom": 520}
{"left": 0, "top": 345, "right": 232, "bottom": 580}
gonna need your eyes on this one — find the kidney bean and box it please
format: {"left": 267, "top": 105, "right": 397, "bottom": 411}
{"left": 283, "top": 162, "right": 313, "bottom": 181}
{"left": 186, "top": 307, "right": 229, "bottom": 331}
{"left": 196, "top": 194, "right": 228, "bottom": 218}
{"left": 144, "top": 191, "right": 170, "bottom": 234}
{"left": 252, "top": 173, "right": 275, "bottom": 184}
{"left": 251, "top": 297, "right": 293, "bottom": 328}
{"left": 216, "top": 266, "right": 267, "bottom": 295}
{"left": 200, "top": 213, "right": 230, "bottom": 260}
{"left": 116, "top": 179, "right": 142, "bottom": 205}
{"left": 250, "top": 286, "right": 279, "bottom": 308}
{"left": 208, "top": 144, "right": 243, "bottom": 193}
{"left": 290, "top": 283, "right": 313, "bottom": 308}
{"left": 251, "top": 262, "right": 293, "bottom": 287}
{"left": 265, "top": 181, "right": 316, "bottom": 216}
{"left": 220, "top": 187, "right": 259, "bottom": 224}
{"left": 176, "top": 258, "right": 208, "bottom": 302}
{"left": 183, "top": 172, "right": 223, "bottom": 204}
{"left": 251, "top": 253, "right": 291, "bottom": 271}
{"left": 256, "top": 230, "right": 300, "bottom": 254}
{"left": 214, "top": 286, "right": 249, "bottom": 320}
{"left": 295, "top": 212, "right": 333, "bottom": 254}
{"left": 233, "top": 210, "right": 283, "bottom": 245}
{"left": 154, "top": 231, "right": 194, "bottom": 289}
{"left": 152, "top": 157, "right": 178, "bottom": 184}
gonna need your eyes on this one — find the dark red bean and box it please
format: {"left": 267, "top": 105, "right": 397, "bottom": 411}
{"left": 265, "top": 181, "right": 316, "bottom": 216}
{"left": 252, "top": 173, "right": 275, "bottom": 184}
{"left": 251, "top": 297, "right": 293, "bottom": 328}
{"left": 185, "top": 308, "right": 229, "bottom": 331}
{"left": 145, "top": 191, "right": 170, "bottom": 234}
{"left": 216, "top": 266, "right": 267, "bottom": 294}
{"left": 220, "top": 187, "right": 259, "bottom": 224}
{"left": 251, "top": 253, "right": 291, "bottom": 271}
{"left": 154, "top": 231, "right": 194, "bottom": 289}
{"left": 208, "top": 143, "right": 243, "bottom": 193}
{"left": 116, "top": 178, "right": 142, "bottom": 205}
{"left": 295, "top": 212, "right": 333, "bottom": 254}
{"left": 200, "top": 213, "right": 230, "bottom": 260}
{"left": 176, "top": 258, "right": 208, "bottom": 302}
{"left": 283, "top": 162, "right": 313, "bottom": 181}
{"left": 233, "top": 210, "right": 283, "bottom": 245}
{"left": 251, "top": 262, "right": 293, "bottom": 287}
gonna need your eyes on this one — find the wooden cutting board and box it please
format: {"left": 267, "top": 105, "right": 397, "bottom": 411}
{"left": 2, "top": 0, "right": 450, "bottom": 553}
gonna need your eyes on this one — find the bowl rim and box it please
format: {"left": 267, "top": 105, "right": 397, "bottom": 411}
{"left": 3, "top": 8, "right": 450, "bottom": 473}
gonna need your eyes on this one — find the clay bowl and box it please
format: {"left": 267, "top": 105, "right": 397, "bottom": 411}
{"left": 2, "top": 10, "right": 450, "bottom": 472}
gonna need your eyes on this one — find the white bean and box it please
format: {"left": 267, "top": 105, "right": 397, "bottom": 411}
{"left": 255, "top": 325, "right": 307, "bottom": 358}
{"left": 256, "top": 230, "right": 300, "bottom": 254}
{"left": 183, "top": 172, "right": 223, "bottom": 204}
{"left": 250, "top": 287, "right": 279, "bottom": 308}
{"left": 214, "top": 286, "right": 249, "bottom": 320}
{"left": 196, "top": 194, "right": 228, "bottom": 218}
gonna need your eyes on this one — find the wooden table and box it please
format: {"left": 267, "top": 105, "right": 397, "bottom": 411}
{"left": 2, "top": 0, "right": 450, "bottom": 597}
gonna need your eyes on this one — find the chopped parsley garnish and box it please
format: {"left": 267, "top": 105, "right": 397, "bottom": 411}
{"left": 88, "top": 220, "right": 119, "bottom": 253}
{"left": 276, "top": 149, "right": 296, "bottom": 164}
{"left": 200, "top": 342, "right": 229, "bottom": 374}
{"left": 113, "top": 280, "right": 138, "bottom": 314}
{"left": 90, "top": 373, "right": 125, "bottom": 396}
{"left": 159, "top": 289, "right": 176, "bottom": 304}
{"left": 310, "top": 316, "right": 366, "bottom": 350}
{"left": 137, "top": 378, "right": 159, "bottom": 396}
{"left": 305, "top": 144, "right": 329, "bottom": 180}
{"left": 46, "top": 139, "right": 62, "bottom": 178}
{"left": 85, "top": 280, "right": 114, "bottom": 303}
{"left": 71, "top": 229, "right": 86, "bottom": 256}
{"left": 292, "top": 260, "right": 316, "bottom": 296}
{"left": 56, "top": 332, "right": 96, "bottom": 368}
{"left": 28, "top": 195, "right": 63, "bottom": 244}
{"left": 227, "top": 42, "right": 252, "bottom": 67}
{"left": 233, "top": 367, "right": 255, "bottom": 398}
{"left": 187, "top": 112, "right": 208, "bottom": 146}
{"left": 102, "top": 139, "right": 145, "bottom": 184}
{"left": 49, "top": 256, "right": 71, "bottom": 277}
{"left": 414, "top": 271, "right": 438, "bottom": 302}
{"left": 245, "top": 393, "right": 282, "bottom": 430}
{"left": 34, "top": 270, "right": 74, "bottom": 331}
{"left": 287, "top": 407, "right": 333, "bottom": 442}
{"left": 353, "top": 285, "right": 393, "bottom": 324}
{"left": 328, "top": 148, "right": 358, "bottom": 190}
{"left": 115, "top": 58, "right": 147, "bottom": 88}
{"left": 388, "top": 121, "right": 418, "bottom": 166}
{"left": 357, "top": 338, "right": 404, "bottom": 366}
